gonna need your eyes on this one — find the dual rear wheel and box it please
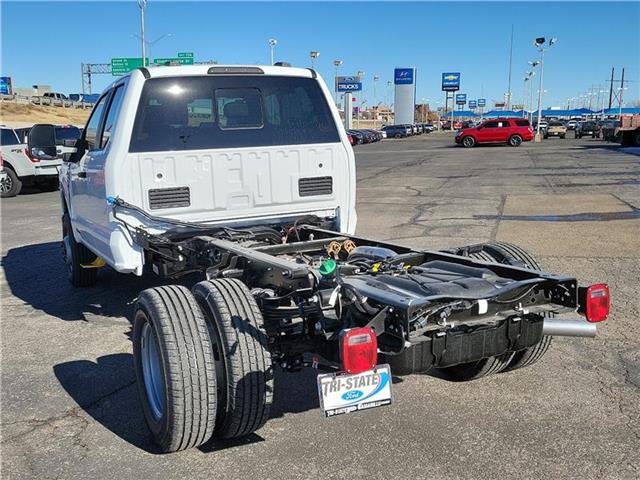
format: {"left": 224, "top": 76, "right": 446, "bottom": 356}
{"left": 133, "top": 279, "right": 273, "bottom": 453}
{"left": 440, "top": 242, "right": 552, "bottom": 381}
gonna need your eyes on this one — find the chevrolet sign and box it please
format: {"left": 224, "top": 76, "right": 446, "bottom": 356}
{"left": 442, "top": 72, "right": 461, "bottom": 91}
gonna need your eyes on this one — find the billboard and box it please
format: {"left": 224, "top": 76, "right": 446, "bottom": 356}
{"left": 394, "top": 67, "right": 416, "bottom": 124}
{"left": 394, "top": 68, "right": 414, "bottom": 85}
{"left": 0, "top": 77, "right": 12, "bottom": 95}
{"left": 468, "top": 100, "right": 477, "bottom": 109}
{"left": 455, "top": 93, "right": 467, "bottom": 105}
{"left": 335, "top": 76, "right": 362, "bottom": 92}
{"left": 478, "top": 98, "right": 486, "bottom": 107}
{"left": 442, "top": 72, "right": 461, "bottom": 91}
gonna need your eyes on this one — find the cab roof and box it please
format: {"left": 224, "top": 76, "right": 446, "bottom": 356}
{"left": 132, "top": 64, "right": 316, "bottom": 80}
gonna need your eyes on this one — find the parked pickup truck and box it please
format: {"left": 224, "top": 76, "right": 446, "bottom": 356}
{"left": 28, "top": 65, "right": 610, "bottom": 453}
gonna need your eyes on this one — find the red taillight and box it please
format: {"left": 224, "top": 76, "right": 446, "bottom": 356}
{"left": 24, "top": 148, "right": 40, "bottom": 163}
{"left": 585, "top": 284, "right": 610, "bottom": 323}
{"left": 340, "top": 327, "right": 377, "bottom": 374}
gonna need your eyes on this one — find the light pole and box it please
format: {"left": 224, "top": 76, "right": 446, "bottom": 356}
{"left": 309, "top": 51, "right": 320, "bottom": 69}
{"left": 132, "top": 33, "right": 172, "bottom": 64}
{"left": 533, "top": 37, "right": 556, "bottom": 142}
{"left": 333, "top": 60, "right": 342, "bottom": 106}
{"left": 373, "top": 75, "right": 380, "bottom": 105}
{"left": 268, "top": 38, "right": 278, "bottom": 65}
{"left": 357, "top": 71, "right": 365, "bottom": 126}
{"left": 527, "top": 63, "right": 538, "bottom": 122}
{"left": 137, "top": 0, "right": 148, "bottom": 65}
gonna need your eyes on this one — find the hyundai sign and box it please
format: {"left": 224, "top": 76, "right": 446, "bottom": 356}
{"left": 335, "top": 76, "right": 362, "bottom": 92}
{"left": 478, "top": 98, "right": 486, "bottom": 107}
{"left": 442, "top": 72, "right": 461, "bottom": 91}
{"left": 394, "top": 68, "right": 414, "bottom": 85}
{"left": 394, "top": 67, "right": 416, "bottom": 124}
{"left": 455, "top": 94, "right": 467, "bottom": 105}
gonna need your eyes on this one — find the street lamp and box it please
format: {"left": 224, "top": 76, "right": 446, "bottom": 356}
{"left": 373, "top": 75, "right": 380, "bottom": 104}
{"left": 533, "top": 36, "right": 557, "bottom": 142}
{"left": 333, "top": 60, "right": 343, "bottom": 106}
{"left": 137, "top": 0, "right": 148, "bottom": 65}
{"left": 132, "top": 33, "right": 173, "bottom": 64}
{"left": 309, "top": 51, "right": 320, "bottom": 69}
{"left": 268, "top": 38, "right": 278, "bottom": 65}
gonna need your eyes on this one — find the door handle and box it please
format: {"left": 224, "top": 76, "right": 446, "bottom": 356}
{"left": 77, "top": 171, "right": 87, "bottom": 178}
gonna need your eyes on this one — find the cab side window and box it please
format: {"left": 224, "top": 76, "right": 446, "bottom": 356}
{"left": 84, "top": 94, "right": 109, "bottom": 150}
{"left": 484, "top": 121, "right": 499, "bottom": 128}
{"left": 100, "top": 86, "right": 125, "bottom": 149}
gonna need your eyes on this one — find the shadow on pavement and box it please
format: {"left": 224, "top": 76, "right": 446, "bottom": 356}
{"left": 54, "top": 353, "right": 323, "bottom": 453}
{"left": 53, "top": 353, "right": 158, "bottom": 453}
{"left": 2, "top": 242, "right": 187, "bottom": 322}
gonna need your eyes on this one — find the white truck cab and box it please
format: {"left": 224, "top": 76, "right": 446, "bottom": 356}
{"left": 30, "top": 65, "right": 356, "bottom": 277}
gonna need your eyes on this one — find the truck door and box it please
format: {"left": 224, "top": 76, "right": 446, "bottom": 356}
{"left": 70, "top": 85, "right": 126, "bottom": 257}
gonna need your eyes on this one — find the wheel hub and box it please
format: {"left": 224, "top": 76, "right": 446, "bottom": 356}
{"left": 0, "top": 174, "right": 12, "bottom": 193}
{"left": 141, "top": 321, "right": 165, "bottom": 420}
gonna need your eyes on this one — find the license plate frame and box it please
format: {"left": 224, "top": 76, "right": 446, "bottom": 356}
{"left": 317, "top": 364, "right": 393, "bottom": 418}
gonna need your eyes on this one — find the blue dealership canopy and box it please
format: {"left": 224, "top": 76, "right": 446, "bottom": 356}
{"left": 597, "top": 107, "right": 640, "bottom": 115}
{"left": 444, "top": 110, "right": 478, "bottom": 118}
{"left": 482, "top": 110, "right": 524, "bottom": 118}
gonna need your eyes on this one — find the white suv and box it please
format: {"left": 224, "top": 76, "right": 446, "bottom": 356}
{"left": 1, "top": 125, "right": 80, "bottom": 197}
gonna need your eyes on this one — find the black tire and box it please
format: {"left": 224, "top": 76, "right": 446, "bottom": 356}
{"left": 465, "top": 242, "right": 553, "bottom": 372}
{"left": 133, "top": 286, "right": 217, "bottom": 452}
{"left": 543, "top": 134, "right": 549, "bottom": 139}
{"left": 0, "top": 168, "right": 21, "bottom": 198}
{"left": 509, "top": 134, "right": 523, "bottom": 147}
{"left": 395, "top": 133, "right": 402, "bottom": 139}
{"left": 560, "top": 135, "right": 566, "bottom": 139}
{"left": 192, "top": 279, "right": 273, "bottom": 439}
{"left": 62, "top": 213, "right": 98, "bottom": 287}
{"left": 462, "top": 136, "right": 475, "bottom": 148}
{"left": 440, "top": 352, "right": 516, "bottom": 381}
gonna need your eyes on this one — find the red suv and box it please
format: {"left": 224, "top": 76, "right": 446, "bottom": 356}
{"left": 455, "top": 118, "right": 534, "bottom": 147}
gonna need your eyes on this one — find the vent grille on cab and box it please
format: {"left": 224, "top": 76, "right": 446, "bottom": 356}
{"left": 298, "top": 176, "right": 333, "bottom": 197}
{"left": 148, "top": 187, "right": 191, "bottom": 210}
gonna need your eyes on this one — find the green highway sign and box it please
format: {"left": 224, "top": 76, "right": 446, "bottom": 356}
{"left": 177, "top": 52, "right": 194, "bottom": 58}
{"left": 153, "top": 56, "right": 194, "bottom": 65}
{"left": 111, "top": 57, "right": 148, "bottom": 76}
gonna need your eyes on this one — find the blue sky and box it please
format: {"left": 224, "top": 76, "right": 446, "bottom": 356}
{"left": 2, "top": 1, "right": 639, "bottom": 109}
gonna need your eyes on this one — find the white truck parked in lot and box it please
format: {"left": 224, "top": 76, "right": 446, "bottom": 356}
{"left": 28, "top": 65, "right": 610, "bottom": 453}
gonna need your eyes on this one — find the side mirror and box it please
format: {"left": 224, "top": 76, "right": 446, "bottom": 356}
{"left": 27, "top": 124, "right": 58, "bottom": 160}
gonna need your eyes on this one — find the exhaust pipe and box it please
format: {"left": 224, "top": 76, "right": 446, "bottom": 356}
{"left": 543, "top": 319, "right": 597, "bottom": 337}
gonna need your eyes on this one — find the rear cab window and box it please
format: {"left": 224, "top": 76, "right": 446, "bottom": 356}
{"left": 129, "top": 75, "right": 340, "bottom": 152}
{"left": 515, "top": 120, "right": 530, "bottom": 127}
{"left": 54, "top": 126, "right": 82, "bottom": 145}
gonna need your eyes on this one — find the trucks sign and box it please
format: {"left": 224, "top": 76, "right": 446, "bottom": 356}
{"left": 442, "top": 72, "right": 461, "bottom": 91}
{"left": 478, "top": 98, "right": 486, "bottom": 107}
{"left": 336, "top": 76, "right": 362, "bottom": 92}
{"left": 455, "top": 94, "right": 467, "bottom": 105}
{"left": 468, "top": 100, "right": 477, "bottom": 109}
{"left": 394, "top": 68, "right": 414, "bottom": 85}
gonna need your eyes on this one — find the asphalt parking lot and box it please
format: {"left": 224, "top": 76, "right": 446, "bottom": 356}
{"left": 2, "top": 134, "right": 639, "bottom": 479}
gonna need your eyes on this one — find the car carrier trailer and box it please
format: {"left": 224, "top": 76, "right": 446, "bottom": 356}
{"left": 26, "top": 64, "right": 610, "bottom": 453}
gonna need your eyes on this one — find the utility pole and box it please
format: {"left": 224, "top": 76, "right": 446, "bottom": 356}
{"left": 608, "top": 67, "right": 615, "bottom": 109}
{"left": 618, "top": 67, "right": 625, "bottom": 118}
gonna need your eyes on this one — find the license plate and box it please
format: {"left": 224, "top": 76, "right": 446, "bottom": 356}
{"left": 317, "top": 364, "right": 393, "bottom": 418}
